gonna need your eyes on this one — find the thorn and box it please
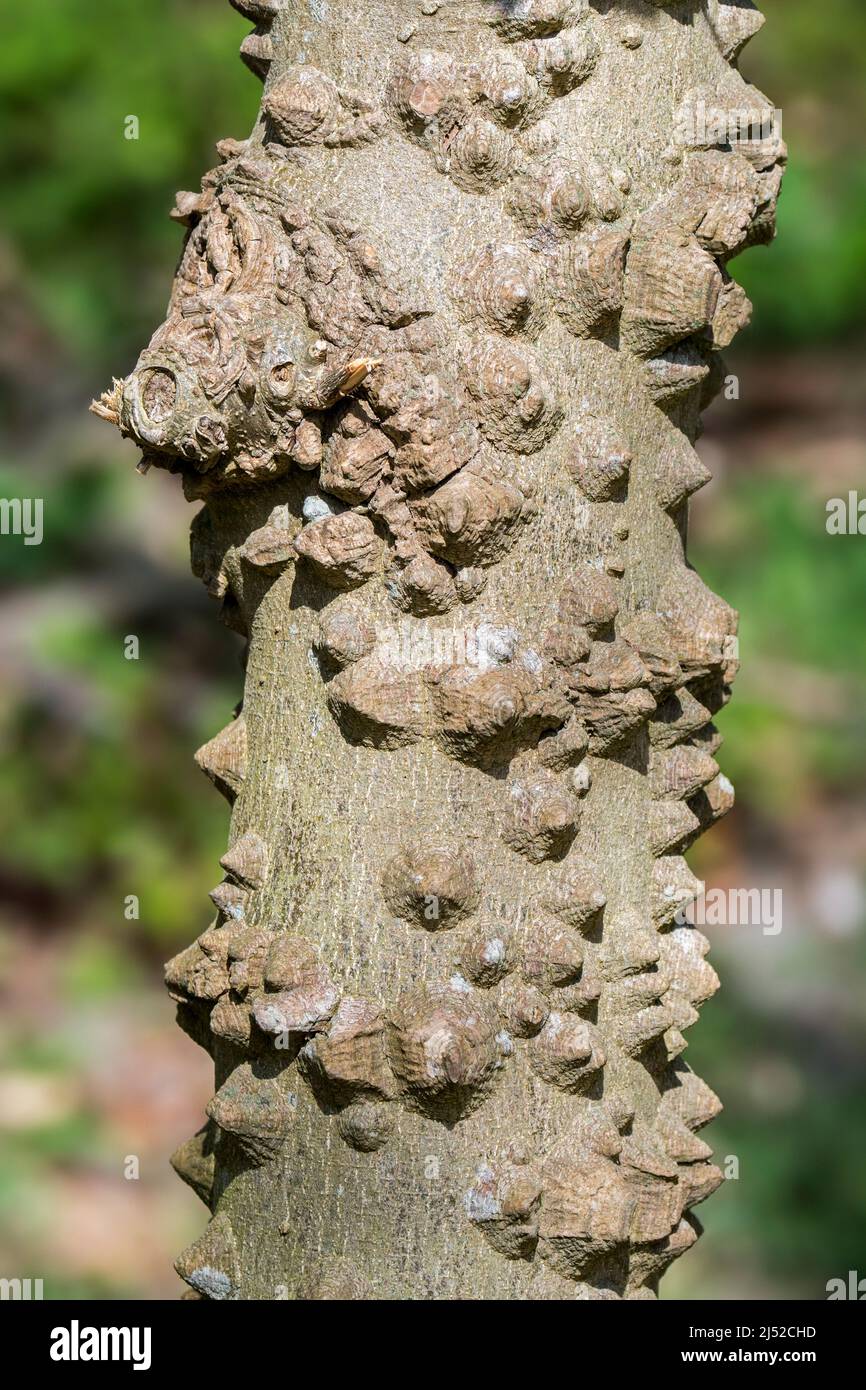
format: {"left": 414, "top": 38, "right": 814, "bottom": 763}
{"left": 89, "top": 377, "right": 124, "bottom": 425}
{"left": 337, "top": 357, "right": 382, "bottom": 397}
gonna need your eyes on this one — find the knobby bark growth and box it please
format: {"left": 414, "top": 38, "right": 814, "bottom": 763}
{"left": 94, "top": 0, "right": 784, "bottom": 1300}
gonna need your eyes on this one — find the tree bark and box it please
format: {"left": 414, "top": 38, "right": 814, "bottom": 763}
{"left": 94, "top": 0, "right": 783, "bottom": 1300}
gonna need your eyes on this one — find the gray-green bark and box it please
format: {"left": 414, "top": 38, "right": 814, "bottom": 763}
{"left": 95, "top": 0, "right": 783, "bottom": 1300}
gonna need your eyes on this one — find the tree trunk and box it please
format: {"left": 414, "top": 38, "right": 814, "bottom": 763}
{"left": 94, "top": 0, "right": 783, "bottom": 1301}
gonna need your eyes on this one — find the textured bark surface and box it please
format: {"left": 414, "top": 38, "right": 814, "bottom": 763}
{"left": 95, "top": 0, "right": 783, "bottom": 1300}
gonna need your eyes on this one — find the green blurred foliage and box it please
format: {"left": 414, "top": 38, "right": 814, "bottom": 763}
{"left": 0, "top": 1, "right": 250, "bottom": 964}
{"left": 674, "top": 923, "right": 866, "bottom": 1299}
{"left": 0, "top": 0, "right": 256, "bottom": 378}
{"left": 698, "top": 476, "right": 866, "bottom": 808}
{"left": 735, "top": 0, "right": 866, "bottom": 346}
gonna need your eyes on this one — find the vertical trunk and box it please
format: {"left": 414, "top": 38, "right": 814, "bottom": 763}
{"left": 95, "top": 0, "right": 783, "bottom": 1300}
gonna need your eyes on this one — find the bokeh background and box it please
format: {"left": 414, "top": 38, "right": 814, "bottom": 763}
{"left": 0, "top": 0, "right": 864, "bottom": 1300}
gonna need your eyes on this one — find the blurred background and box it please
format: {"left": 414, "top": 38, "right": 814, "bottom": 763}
{"left": 0, "top": 0, "right": 863, "bottom": 1300}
